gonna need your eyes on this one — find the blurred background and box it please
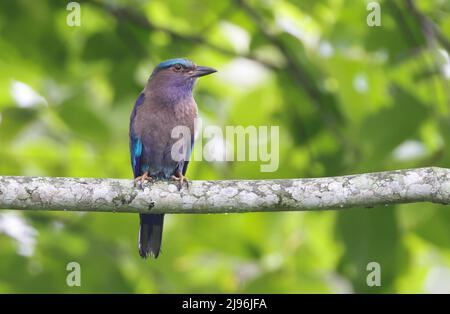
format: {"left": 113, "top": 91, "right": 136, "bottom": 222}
{"left": 0, "top": 0, "right": 449, "bottom": 293}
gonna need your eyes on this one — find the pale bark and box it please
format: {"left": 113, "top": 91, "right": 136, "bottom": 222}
{"left": 0, "top": 167, "right": 449, "bottom": 214}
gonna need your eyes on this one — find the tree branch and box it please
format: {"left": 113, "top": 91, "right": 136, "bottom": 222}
{"left": 405, "top": 0, "right": 450, "bottom": 53}
{"left": 83, "top": 0, "right": 278, "bottom": 70}
{"left": 1, "top": 167, "right": 449, "bottom": 214}
{"left": 234, "top": 0, "right": 354, "bottom": 156}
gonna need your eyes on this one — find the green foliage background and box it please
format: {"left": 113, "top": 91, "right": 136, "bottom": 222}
{"left": 0, "top": 0, "right": 449, "bottom": 293}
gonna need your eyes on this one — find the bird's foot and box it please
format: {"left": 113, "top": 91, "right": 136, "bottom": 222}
{"left": 134, "top": 172, "right": 153, "bottom": 190}
{"left": 170, "top": 171, "right": 189, "bottom": 190}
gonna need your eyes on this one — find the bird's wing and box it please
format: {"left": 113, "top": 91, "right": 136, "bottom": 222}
{"left": 131, "top": 136, "right": 143, "bottom": 178}
{"left": 130, "top": 93, "right": 145, "bottom": 178}
{"left": 181, "top": 135, "right": 195, "bottom": 176}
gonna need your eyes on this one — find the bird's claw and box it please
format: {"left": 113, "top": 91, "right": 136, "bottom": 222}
{"left": 171, "top": 172, "right": 189, "bottom": 190}
{"left": 134, "top": 172, "right": 153, "bottom": 190}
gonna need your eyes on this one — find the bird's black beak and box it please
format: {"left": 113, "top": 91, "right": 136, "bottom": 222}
{"left": 192, "top": 66, "right": 217, "bottom": 77}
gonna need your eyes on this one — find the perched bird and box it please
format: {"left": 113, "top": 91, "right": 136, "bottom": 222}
{"left": 129, "top": 58, "right": 217, "bottom": 259}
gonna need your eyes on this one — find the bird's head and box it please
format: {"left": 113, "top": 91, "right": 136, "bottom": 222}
{"left": 148, "top": 58, "right": 217, "bottom": 93}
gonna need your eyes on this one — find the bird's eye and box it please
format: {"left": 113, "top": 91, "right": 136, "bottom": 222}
{"left": 174, "top": 64, "right": 182, "bottom": 71}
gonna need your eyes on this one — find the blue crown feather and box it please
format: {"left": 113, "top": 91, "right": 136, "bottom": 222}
{"left": 153, "top": 58, "right": 195, "bottom": 73}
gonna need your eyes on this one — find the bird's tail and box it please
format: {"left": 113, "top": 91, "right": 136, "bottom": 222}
{"left": 138, "top": 213, "right": 164, "bottom": 259}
